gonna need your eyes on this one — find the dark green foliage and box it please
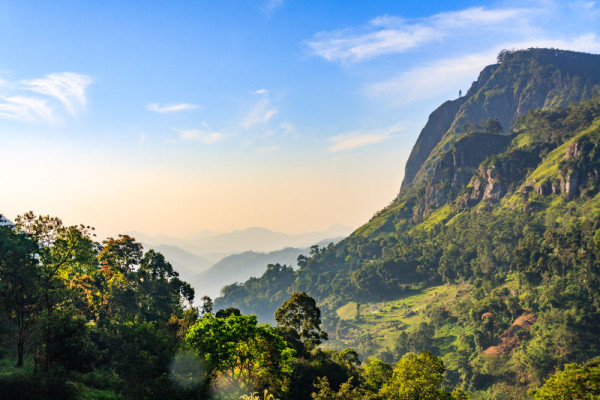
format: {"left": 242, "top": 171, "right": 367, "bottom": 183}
{"left": 276, "top": 292, "right": 328, "bottom": 347}
{"left": 34, "top": 306, "right": 95, "bottom": 372}
{"left": 394, "top": 322, "right": 437, "bottom": 357}
{"left": 215, "top": 263, "right": 296, "bottom": 321}
{"left": 361, "top": 358, "right": 393, "bottom": 392}
{"left": 530, "top": 359, "right": 600, "bottom": 399}
{"left": 484, "top": 118, "right": 504, "bottom": 134}
{"left": 0, "top": 226, "right": 40, "bottom": 367}
{"left": 0, "top": 214, "right": 200, "bottom": 399}
{"left": 380, "top": 352, "right": 453, "bottom": 399}
{"left": 107, "top": 321, "right": 176, "bottom": 399}
{"left": 215, "top": 307, "right": 241, "bottom": 318}
{"left": 0, "top": 369, "right": 78, "bottom": 400}
{"left": 186, "top": 313, "right": 295, "bottom": 398}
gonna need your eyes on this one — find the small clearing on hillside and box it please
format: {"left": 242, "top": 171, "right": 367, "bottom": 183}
{"left": 483, "top": 313, "right": 538, "bottom": 356}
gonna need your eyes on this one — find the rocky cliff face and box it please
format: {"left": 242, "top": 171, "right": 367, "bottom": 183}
{"left": 401, "top": 49, "right": 600, "bottom": 194}
{"left": 462, "top": 149, "right": 541, "bottom": 207}
{"left": 534, "top": 139, "right": 600, "bottom": 200}
{"left": 401, "top": 98, "right": 466, "bottom": 193}
{"left": 422, "top": 133, "right": 513, "bottom": 214}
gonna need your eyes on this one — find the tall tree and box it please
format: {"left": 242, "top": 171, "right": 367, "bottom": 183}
{"left": 15, "top": 212, "right": 97, "bottom": 314}
{"left": 0, "top": 226, "right": 39, "bottom": 367}
{"left": 275, "top": 292, "right": 328, "bottom": 348}
{"left": 530, "top": 361, "right": 600, "bottom": 399}
{"left": 186, "top": 313, "right": 295, "bottom": 397}
{"left": 380, "top": 351, "right": 458, "bottom": 400}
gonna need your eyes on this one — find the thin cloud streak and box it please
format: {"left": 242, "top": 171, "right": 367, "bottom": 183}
{"left": 262, "top": 0, "right": 283, "bottom": 15}
{"left": 241, "top": 98, "right": 277, "bottom": 129}
{"left": 178, "top": 129, "right": 227, "bottom": 144}
{"left": 257, "top": 144, "right": 280, "bottom": 153}
{"left": 366, "top": 52, "right": 497, "bottom": 103}
{"left": 23, "top": 72, "right": 92, "bottom": 116}
{"left": 0, "top": 72, "right": 92, "bottom": 122}
{"left": 147, "top": 103, "right": 200, "bottom": 113}
{"left": 0, "top": 96, "right": 54, "bottom": 121}
{"left": 329, "top": 124, "right": 403, "bottom": 152}
{"left": 308, "top": 6, "right": 534, "bottom": 63}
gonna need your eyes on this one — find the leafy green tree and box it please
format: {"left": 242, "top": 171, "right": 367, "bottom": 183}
{"left": 33, "top": 305, "right": 95, "bottom": 372}
{"left": 361, "top": 358, "right": 393, "bottom": 392}
{"left": 335, "top": 349, "right": 361, "bottom": 369}
{"left": 215, "top": 307, "right": 241, "bottom": 319}
{"left": 108, "top": 320, "right": 177, "bottom": 399}
{"left": 137, "top": 249, "right": 194, "bottom": 322}
{"left": 484, "top": 118, "right": 504, "bottom": 134}
{"left": 0, "top": 226, "right": 39, "bottom": 367}
{"left": 15, "top": 212, "right": 97, "bottom": 314}
{"left": 380, "top": 352, "right": 452, "bottom": 400}
{"left": 186, "top": 314, "right": 295, "bottom": 397}
{"left": 200, "top": 295, "right": 213, "bottom": 316}
{"left": 98, "top": 234, "right": 143, "bottom": 277}
{"left": 530, "top": 360, "right": 600, "bottom": 399}
{"left": 275, "top": 292, "right": 328, "bottom": 347}
{"left": 139, "top": 249, "right": 176, "bottom": 280}
{"left": 311, "top": 376, "right": 368, "bottom": 400}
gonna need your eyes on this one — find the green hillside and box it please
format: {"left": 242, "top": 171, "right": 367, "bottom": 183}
{"left": 215, "top": 49, "right": 600, "bottom": 398}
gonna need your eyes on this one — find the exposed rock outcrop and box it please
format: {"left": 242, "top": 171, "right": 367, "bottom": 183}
{"left": 462, "top": 149, "right": 541, "bottom": 208}
{"left": 533, "top": 139, "right": 600, "bottom": 200}
{"left": 423, "top": 133, "right": 512, "bottom": 213}
{"left": 401, "top": 98, "right": 466, "bottom": 192}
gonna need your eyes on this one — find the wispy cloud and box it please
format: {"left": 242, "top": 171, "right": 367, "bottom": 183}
{"left": 23, "top": 72, "right": 92, "bottom": 116}
{"left": 0, "top": 96, "right": 54, "bottom": 122}
{"left": 570, "top": 1, "right": 600, "bottom": 16}
{"left": 178, "top": 128, "right": 227, "bottom": 144}
{"left": 280, "top": 122, "right": 294, "bottom": 135}
{"left": 254, "top": 89, "right": 268, "bottom": 95}
{"left": 0, "top": 72, "right": 92, "bottom": 122}
{"left": 366, "top": 51, "right": 497, "bottom": 104}
{"left": 257, "top": 144, "right": 280, "bottom": 153}
{"left": 241, "top": 97, "right": 277, "bottom": 129}
{"left": 147, "top": 103, "right": 200, "bottom": 113}
{"left": 328, "top": 124, "right": 403, "bottom": 152}
{"left": 308, "top": 6, "right": 533, "bottom": 63}
{"left": 138, "top": 132, "right": 147, "bottom": 145}
{"left": 262, "top": 0, "right": 283, "bottom": 15}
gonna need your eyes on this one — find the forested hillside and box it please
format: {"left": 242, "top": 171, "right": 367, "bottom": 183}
{"left": 215, "top": 49, "right": 600, "bottom": 398}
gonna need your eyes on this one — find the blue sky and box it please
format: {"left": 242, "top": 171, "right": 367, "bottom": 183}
{"left": 2, "top": 0, "right": 600, "bottom": 238}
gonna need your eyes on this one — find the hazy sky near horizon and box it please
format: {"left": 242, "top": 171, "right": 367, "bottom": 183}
{"left": 2, "top": 0, "right": 600, "bottom": 239}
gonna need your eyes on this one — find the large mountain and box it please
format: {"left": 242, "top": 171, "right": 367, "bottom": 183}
{"left": 215, "top": 49, "right": 600, "bottom": 396}
{"left": 402, "top": 48, "right": 600, "bottom": 194}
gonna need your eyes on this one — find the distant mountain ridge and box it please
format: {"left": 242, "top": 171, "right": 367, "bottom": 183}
{"left": 128, "top": 226, "right": 351, "bottom": 302}
{"left": 190, "top": 236, "right": 344, "bottom": 300}
{"left": 189, "top": 247, "right": 305, "bottom": 300}
{"left": 128, "top": 224, "right": 352, "bottom": 257}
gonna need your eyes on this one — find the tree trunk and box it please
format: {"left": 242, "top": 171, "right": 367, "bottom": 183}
{"left": 17, "top": 313, "right": 24, "bottom": 367}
